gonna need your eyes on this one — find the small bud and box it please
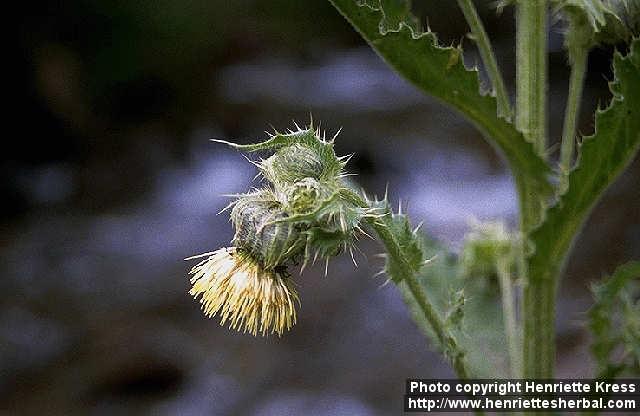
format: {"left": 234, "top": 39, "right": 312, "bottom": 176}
{"left": 284, "top": 178, "right": 324, "bottom": 214}
{"left": 460, "top": 220, "right": 514, "bottom": 283}
{"left": 223, "top": 125, "right": 371, "bottom": 266}
{"left": 230, "top": 189, "right": 305, "bottom": 269}
{"left": 219, "top": 127, "right": 344, "bottom": 187}
{"left": 262, "top": 143, "right": 328, "bottom": 185}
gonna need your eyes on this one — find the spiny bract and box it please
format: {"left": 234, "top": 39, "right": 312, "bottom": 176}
{"left": 188, "top": 123, "right": 376, "bottom": 336}
{"left": 216, "top": 123, "right": 373, "bottom": 270}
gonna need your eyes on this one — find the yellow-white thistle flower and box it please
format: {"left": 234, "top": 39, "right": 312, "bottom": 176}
{"left": 187, "top": 247, "right": 299, "bottom": 336}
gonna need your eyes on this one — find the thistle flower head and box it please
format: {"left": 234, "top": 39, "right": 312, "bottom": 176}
{"left": 187, "top": 247, "right": 299, "bottom": 336}
{"left": 218, "top": 123, "right": 373, "bottom": 266}
{"left": 188, "top": 122, "right": 375, "bottom": 336}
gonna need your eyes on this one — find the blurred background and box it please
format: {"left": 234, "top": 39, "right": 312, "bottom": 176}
{"left": 6, "top": 0, "right": 639, "bottom": 414}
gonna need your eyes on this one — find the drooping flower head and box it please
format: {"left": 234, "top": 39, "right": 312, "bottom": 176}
{"left": 187, "top": 123, "right": 375, "bottom": 336}
{"left": 187, "top": 247, "right": 299, "bottom": 336}
{"left": 216, "top": 124, "right": 374, "bottom": 269}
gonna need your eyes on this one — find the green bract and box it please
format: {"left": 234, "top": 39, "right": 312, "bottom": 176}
{"left": 218, "top": 125, "right": 374, "bottom": 270}
{"left": 230, "top": 189, "right": 305, "bottom": 269}
{"left": 460, "top": 220, "right": 515, "bottom": 283}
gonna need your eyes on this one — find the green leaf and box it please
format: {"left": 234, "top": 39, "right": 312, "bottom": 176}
{"left": 528, "top": 39, "right": 640, "bottom": 283}
{"left": 359, "top": 0, "right": 422, "bottom": 33}
{"left": 589, "top": 261, "right": 640, "bottom": 378}
{"left": 368, "top": 201, "right": 508, "bottom": 377}
{"left": 375, "top": 208, "right": 425, "bottom": 283}
{"left": 330, "top": 0, "right": 553, "bottom": 226}
{"left": 398, "top": 237, "right": 510, "bottom": 377}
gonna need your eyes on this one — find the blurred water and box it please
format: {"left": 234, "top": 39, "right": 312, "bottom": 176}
{"left": 218, "top": 50, "right": 427, "bottom": 112}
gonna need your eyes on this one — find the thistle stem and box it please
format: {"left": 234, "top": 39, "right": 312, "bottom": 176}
{"left": 516, "top": 0, "right": 555, "bottom": 385}
{"left": 497, "top": 255, "right": 520, "bottom": 377}
{"left": 367, "top": 215, "right": 471, "bottom": 380}
{"left": 559, "top": 46, "right": 588, "bottom": 194}
{"left": 457, "top": 0, "right": 512, "bottom": 119}
{"left": 516, "top": 0, "right": 548, "bottom": 156}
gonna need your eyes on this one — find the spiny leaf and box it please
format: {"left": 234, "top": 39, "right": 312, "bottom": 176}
{"left": 528, "top": 38, "right": 640, "bottom": 283}
{"left": 330, "top": 0, "right": 553, "bottom": 225}
{"left": 588, "top": 261, "right": 640, "bottom": 378}
{"left": 398, "top": 237, "right": 510, "bottom": 377}
{"left": 444, "top": 289, "right": 465, "bottom": 331}
{"left": 370, "top": 202, "right": 426, "bottom": 283}
{"left": 358, "top": 0, "right": 422, "bottom": 33}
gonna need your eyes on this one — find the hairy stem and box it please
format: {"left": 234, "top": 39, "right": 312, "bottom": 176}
{"left": 497, "top": 255, "right": 520, "bottom": 377}
{"left": 457, "top": 0, "right": 512, "bottom": 119}
{"left": 367, "top": 215, "right": 471, "bottom": 380}
{"left": 516, "top": 0, "right": 555, "bottom": 383}
{"left": 516, "top": 0, "right": 548, "bottom": 156}
{"left": 559, "top": 46, "right": 588, "bottom": 194}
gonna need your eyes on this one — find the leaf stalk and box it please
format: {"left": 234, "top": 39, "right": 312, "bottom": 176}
{"left": 559, "top": 46, "right": 588, "bottom": 194}
{"left": 457, "top": 0, "right": 512, "bottom": 119}
{"left": 367, "top": 213, "right": 472, "bottom": 381}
